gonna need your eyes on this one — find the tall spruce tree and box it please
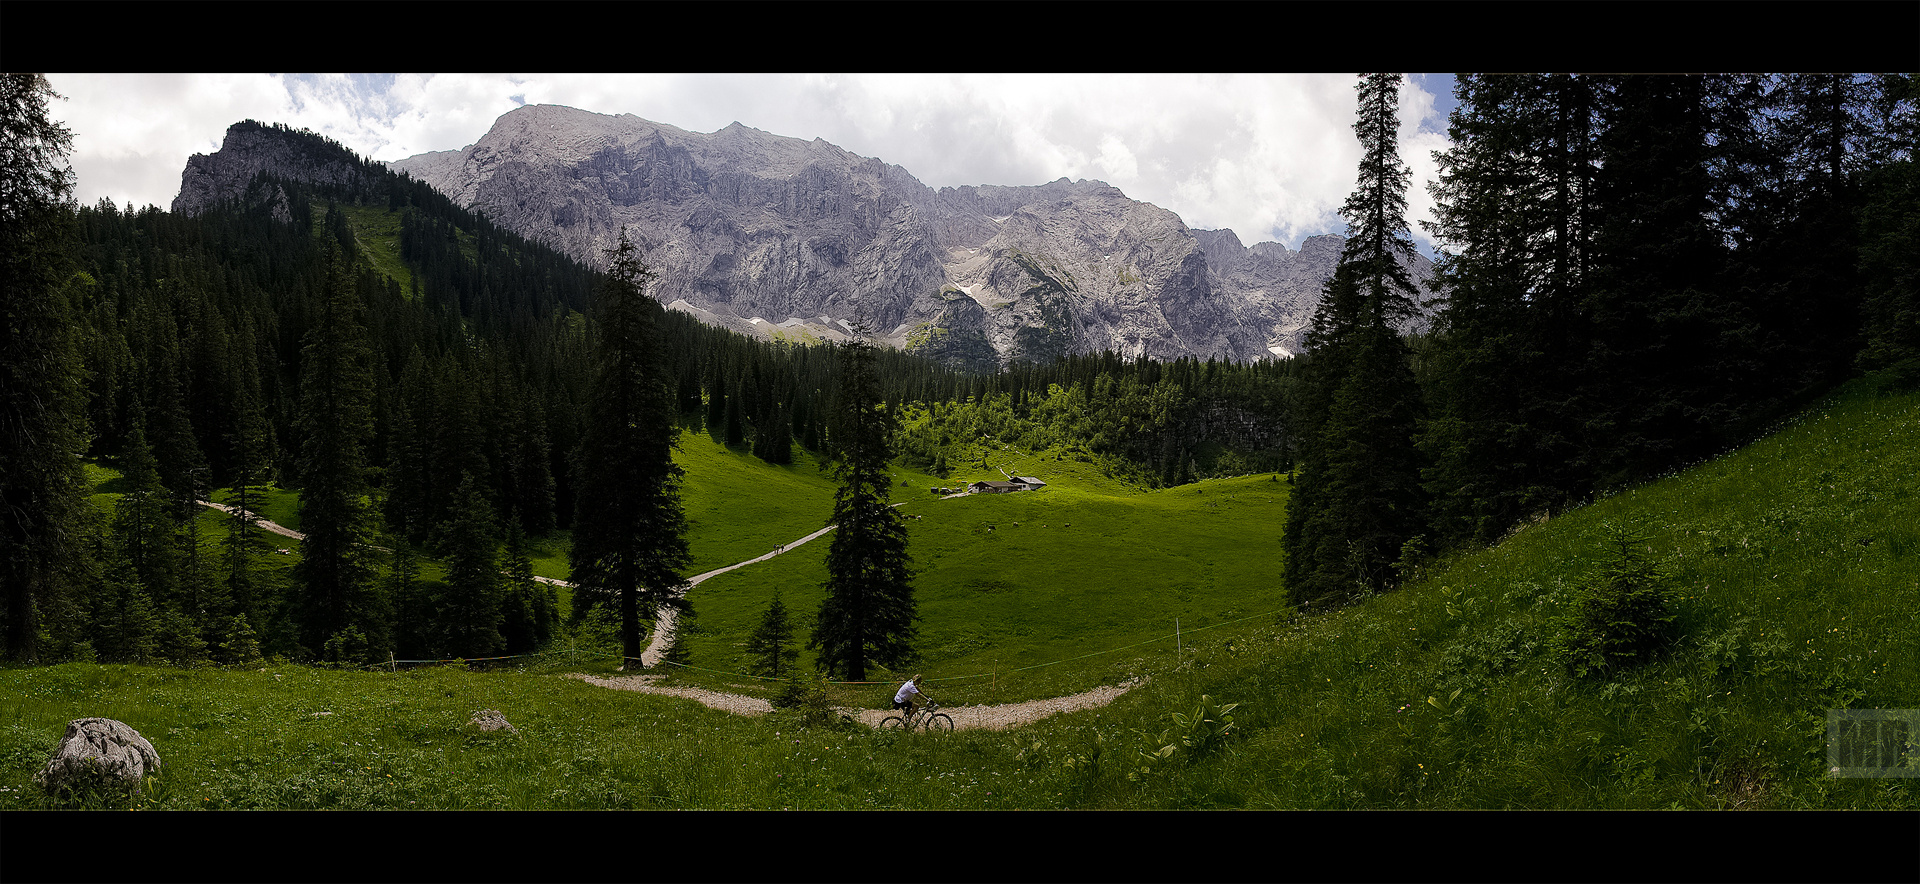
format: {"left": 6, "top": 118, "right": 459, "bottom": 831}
{"left": 1, "top": 74, "right": 91, "bottom": 662}
{"left": 568, "top": 231, "right": 691, "bottom": 667}
{"left": 810, "top": 332, "right": 917, "bottom": 681}
{"left": 109, "top": 425, "right": 178, "bottom": 626}
{"left": 499, "top": 515, "right": 553, "bottom": 655}
{"left": 292, "top": 242, "right": 387, "bottom": 663}
{"left": 1283, "top": 73, "right": 1427, "bottom": 605}
{"left": 1580, "top": 75, "right": 1736, "bottom": 487}
{"left": 1854, "top": 76, "right": 1920, "bottom": 372}
{"left": 435, "top": 471, "right": 504, "bottom": 658}
{"left": 1419, "top": 74, "right": 1598, "bottom": 549}
{"left": 222, "top": 353, "right": 275, "bottom": 634}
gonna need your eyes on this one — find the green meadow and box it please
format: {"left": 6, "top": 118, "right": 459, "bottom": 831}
{"left": 2, "top": 376, "right": 1914, "bottom": 810}
{"left": 672, "top": 437, "right": 1289, "bottom": 706}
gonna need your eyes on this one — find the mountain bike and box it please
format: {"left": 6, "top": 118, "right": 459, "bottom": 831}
{"left": 880, "top": 700, "right": 953, "bottom": 732}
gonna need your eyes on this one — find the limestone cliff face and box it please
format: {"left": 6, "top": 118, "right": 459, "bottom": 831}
{"left": 173, "top": 120, "right": 383, "bottom": 217}
{"left": 190, "top": 103, "right": 1433, "bottom": 366}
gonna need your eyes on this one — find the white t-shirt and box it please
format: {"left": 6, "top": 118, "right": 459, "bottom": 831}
{"left": 894, "top": 680, "right": 922, "bottom": 704}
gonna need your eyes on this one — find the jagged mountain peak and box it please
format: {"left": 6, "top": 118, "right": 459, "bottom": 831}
{"left": 178, "top": 108, "right": 1432, "bottom": 365}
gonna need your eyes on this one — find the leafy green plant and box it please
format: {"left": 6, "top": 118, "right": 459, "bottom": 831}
{"left": 1060, "top": 732, "right": 1109, "bottom": 777}
{"left": 1169, "top": 694, "right": 1240, "bottom": 757}
{"left": 1131, "top": 694, "right": 1241, "bottom": 780}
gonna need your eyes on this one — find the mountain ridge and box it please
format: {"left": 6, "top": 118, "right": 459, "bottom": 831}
{"left": 176, "top": 106, "right": 1435, "bottom": 366}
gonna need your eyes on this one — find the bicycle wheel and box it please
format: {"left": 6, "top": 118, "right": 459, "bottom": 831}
{"left": 880, "top": 716, "right": 905, "bottom": 730}
{"left": 925, "top": 713, "right": 954, "bottom": 732}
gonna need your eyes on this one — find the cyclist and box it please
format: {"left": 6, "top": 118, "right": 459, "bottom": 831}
{"left": 892, "top": 674, "right": 933, "bottom": 721}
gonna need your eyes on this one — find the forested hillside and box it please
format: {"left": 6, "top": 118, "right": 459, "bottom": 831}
{"left": 3, "top": 103, "right": 1299, "bottom": 669}
{"left": 1288, "top": 73, "right": 1920, "bottom": 607}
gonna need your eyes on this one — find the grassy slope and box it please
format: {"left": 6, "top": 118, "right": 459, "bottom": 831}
{"left": 518, "top": 430, "right": 857, "bottom": 591}
{"left": 1104, "top": 376, "right": 1919, "bottom": 809}
{"left": 336, "top": 204, "right": 418, "bottom": 296}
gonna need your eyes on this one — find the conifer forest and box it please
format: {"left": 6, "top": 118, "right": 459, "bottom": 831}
{"left": 4, "top": 71, "right": 1917, "bottom": 695}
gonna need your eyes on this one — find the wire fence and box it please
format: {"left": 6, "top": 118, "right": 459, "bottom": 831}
{"left": 323, "top": 497, "right": 1294, "bottom": 697}
{"left": 360, "top": 604, "right": 1289, "bottom": 703}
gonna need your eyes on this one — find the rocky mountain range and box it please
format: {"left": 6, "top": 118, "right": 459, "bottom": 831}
{"left": 178, "top": 106, "right": 1434, "bottom": 368}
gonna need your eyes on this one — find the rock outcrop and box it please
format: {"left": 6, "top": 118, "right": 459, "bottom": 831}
{"left": 173, "top": 120, "right": 383, "bottom": 217}
{"left": 34, "top": 718, "right": 161, "bottom": 795}
{"left": 469, "top": 710, "right": 517, "bottom": 734}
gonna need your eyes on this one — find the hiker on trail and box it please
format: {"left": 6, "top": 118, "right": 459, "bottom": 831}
{"left": 893, "top": 674, "right": 933, "bottom": 720}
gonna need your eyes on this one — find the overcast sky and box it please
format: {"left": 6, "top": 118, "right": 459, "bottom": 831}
{"left": 44, "top": 73, "right": 1455, "bottom": 257}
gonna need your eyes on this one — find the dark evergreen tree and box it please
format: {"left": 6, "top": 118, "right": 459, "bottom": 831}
{"left": 1855, "top": 155, "right": 1920, "bottom": 373}
{"left": 1853, "top": 74, "right": 1920, "bottom": 374}
{"left": 110, "top": 425, "right": 179, "bottom": 621}
{"left": 1419, "top": 74, "right": 1597, "bottom": 549}
{"left": 745, "top": 590, "right": 798, "bottom": 678}
{"left": 1, "top": 73, "right": 92, "bottom": 662}
{"left": 755, "top": 398, "right": 794, "bottom": 465}
{"left": 167, "top": 503, "right": 215, "bottom": 666}
{"left": 677, "top": 360, "right": 704, "bottom": 426}
{"left": 292, "top": 243, "right": 388, "bottom": 663}
{"left": 568, "top": 232, "right": 691, "bottom": 667}
{"left": 499, "top": 514, "right": 553, "bottom": 654}
{"left": 704, "top": 350, "right": 728, "bottom": 436}
{"left": 811, "top": 333, "right": 917, "bottom": 680}
{"left": 1283, "top": 73, "right": 1428, "bottom": 605}
{"left": 385, "top": 538, "right": 426, "bottom": 658}
{"left": 1580, "top": 74, "right": 1738, "bottom": 487}
{"left": 724, "top": 377, "right": 747, "bottom": 448}
{"left": 221, "top": 341, "right": 276, "bottom": 637}
{"left": 498, "top": 388, "right": 557, "bottom": 536}
{"left": 383, "top": 353, "right": 432, "bottom": 545}
{"left": 434, "top": 471, "right": 505, "bottom": 658}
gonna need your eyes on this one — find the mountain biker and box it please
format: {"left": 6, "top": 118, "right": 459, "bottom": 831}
{"left": 893, "top": 674, "right": 933, "bottom": 721}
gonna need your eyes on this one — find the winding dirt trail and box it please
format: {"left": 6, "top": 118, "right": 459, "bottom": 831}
{"left": 576, "top": 673, "right": 1142, "bottom": 731}
{"left": 198, "top": 500, "right": 305, "bottom": 542}
{"left": 201, "top": 495, "right": 1138, "bottom": 729}
{"left": 194, "top": 498, "right": 825, "bottom": 669}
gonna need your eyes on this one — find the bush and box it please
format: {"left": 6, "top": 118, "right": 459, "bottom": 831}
{"left": 1559, "top": 522, "right": 1678, "bottom": 678}
{"left": 771, "top": 671, "right": 847, "bottom": 729}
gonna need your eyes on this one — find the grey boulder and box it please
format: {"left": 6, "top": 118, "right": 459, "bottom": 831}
{"left": 470, "top": 710, "right": 517, "bottom": 733}
{"left": 35, "top": 718, "right": 161, "bottom": 795}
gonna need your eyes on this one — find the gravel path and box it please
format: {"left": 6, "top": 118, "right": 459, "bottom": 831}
{"left": 197, "top": 500, "right": 305, "bottom": 541}
{"left": 574, "top": 674, "right": 775, "bottom": 715}
{"left": 574, "top": 674, "right": 1143, "bottom": 730}
{"left": 211, "top": 494, "right": 1130, "bottom": 729}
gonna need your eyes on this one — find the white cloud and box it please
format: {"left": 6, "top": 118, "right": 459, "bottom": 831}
{"left": 49, "top": 73, "right": 296, "bottom": 211}
{"left": 1095, "top": 134, "right": 1139, "bottom": 181}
